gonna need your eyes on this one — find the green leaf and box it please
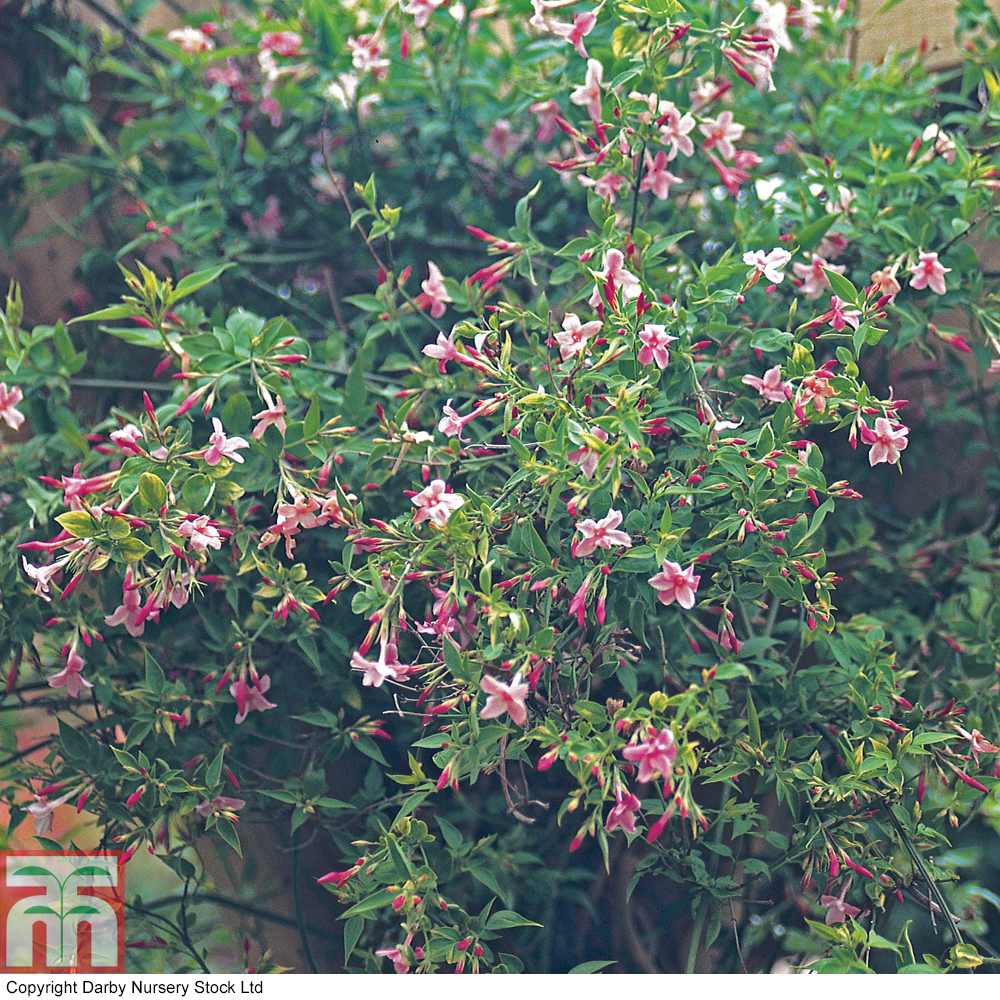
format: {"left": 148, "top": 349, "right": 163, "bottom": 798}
{"left": 68, "top": 304, "right": 138, "bottom": 325}
{"left": 344, "top": 355, "right": 367, "bottom": 413}
{"left": 137, "top": 472, "right": 167, "bottom": 512}
{"left": 485, "top": 910, "right": 542, "bottom": 930}
{"left": 169, "top": 263, "right": 235, "bottom": 303}
{"left": 568, "top": 959, "right": 615, "bottom": 973}
{"left": 340, "top": 892, "right": 390, "bottom": 919}
{"left": 343, "top": 915, "right": 364, "bottom": 962}
{"left": 55, "top": 510, "right": 100, "bottom": 538}
{"left": 466, "top": 863, "right": 505, "bottom": 898}
{"left": 214, "top": 818, "right": 242, "bottom": 856}
{"left": 221, "top": 392, "right": 252, "bottom": 435}
{"left": 823, "top": 268, "right": 859, "bottom": 305}
{"left": 303, "top": 396, "right": 320, "bottom": 439}
{"left": 144, "top": 651, "right": 165, "bottom": 697}
{"left": 747, "top": 692, "right": 761, "bottom": 745}
{"left": 206, "top": 747, "right": 225, "bottom": 790}
{"left": 182, "top": 474, "right": 214, "bottom": 511}
{"left": 438, "top": 816, "right": 464, "bottom": 851}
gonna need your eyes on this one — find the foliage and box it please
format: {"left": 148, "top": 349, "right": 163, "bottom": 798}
{"left": 3, "top": 0, "right": 1000, "bottom": 974}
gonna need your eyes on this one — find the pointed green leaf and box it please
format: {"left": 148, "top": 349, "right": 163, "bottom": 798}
{"left": 137, "top": 472, "right": 167, "bottom": 512}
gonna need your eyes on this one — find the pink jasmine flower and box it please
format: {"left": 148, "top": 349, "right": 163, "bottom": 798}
{"left": 860, "top": 417, "right": 908, "bottom": 466}
{"left": 792, "top": 255, "right": 844, "bottom": 301}
{"left": 549, "top": 7, "right": 600, "bottom": 57}
{"left": 813, "top": 295, "right": 861, "bottom": 332}
{"left": 569, "top": 575, "right": 591, "bottom": 626}
{"left": 166, "top": 26, "right": 214, "bottom": 53}
{"left": 25, "top": 789, "right": 76, "bottom": 836}
{"left": 637, "top": 323, "right": 677, "bottom": 369}
{"left": 252, "top": 396, "right": 287, "bottom": 438}
{"left": 819, "top": 881, "right": 862, "bottom": 924}
{"left": 705, "top": 151, "right": 750, "bottom": 197}
{"left": 743, "top": 248, "right": 792, "bottom": 284}
{"left": 479, "top": 671, "right": 529, "bottom": 726}
{"left": 347, "top": 33, "right": 390, "bottom": 77}
{"left": 351, "top": 640, "right": 413, "bottom": 688}
{"left": 438, "top": 399, "right": 479, "bottom": 440}
{"left": 752, "top": 0, "right": 793, "bottom": 50}
{"left": 569, "top": 58, "right": 604, "bottom": 124}
{"left": 656, "top": 102, "right": 696, "bottom": 159}
{"left": 259, "top": 31, "right": 303, "bottom": 56}
{"left": 698, "top": 110, "right": 744, "bottom": 160}
{"left": 605, "top": 781, "right": 642, "bottom": 834}
{"left": 375, "top": 944, "right": 410, "bottom": 974}
{"left": 622, "top": 726, "right": 678, "bottom": 784}
{"left": 0, "top": 382, "right": 25, "bottom": 431}
{"left": 401, "top": 0, "right": 445, "bottom": 28}
{"left": 195, "top": 795, "right": 246, "bottom": 818}
{"left": 922, "top": 124, "right": 956, "bottom": 164}
{"left": 955, "top": 726, "right": 1000, "bottom": 766}
{"left": 567, "top": 426, "right": 609, "bottom": 480}
{"left": 870, "top": 264, "right": 902, "bottom": 301}
{"left": 411, "top": 479, "right": 465, "bottom": 527}
{"left": 797, "top": 371, "right": 836, "bottom": 414}
{"left": 572, "top": 509, "right": 632, "bottom": 558}
{"left": 110, "top": 424, "right": 144, "bottom": 455}
{"left": 178, "top": 515, "right": 223, "bottom": 552}
{"left": 422, "top": 330, "right": 463, "bottom": 373}
{"left": 317, "top": 863, "right": 361, "bottom": 888}
{"left": 588, "top": 248, "right": 640, "bottom": 309}
{"left": 105, "top": 573, "right": 145, "bottom": 637}
{"left": 648, "top": 560, "right": 701, "bottom": 609}
{"left": 556, "top": 313, "right": 602, "bottom": 361}
{"left": 482, "top": 119, "right": 518, "bottom": 159}
{"left": 529, "top": 99, "right": 561, "bottom": 143}
{"left": 908, "top": 251, "right": 951, "bottom": 296}
{"left": 230, "top": 674, "right": 277, "bottom": 724}
{"left": 639, "top": 149, "right": 683, "bottom": 200}
{"left": 417, "top": 262, "right": 452, "bottom": 319}
{"left": 48, "top": 643, "right": 93, "bottom": 699}
{"left": 416, "top": 589, "right": 478, "bottom": 647}
{"left": 581, "top": 170, "right": 626, "bottom": 203}
{"left": 22, "top": 556, "right": 68, "bottom": 602}
{"left": 742, "top": 365, "right": 791, "bottom": 402}
{"left": 203, "top": 418, "right": 249, "bottom": 466}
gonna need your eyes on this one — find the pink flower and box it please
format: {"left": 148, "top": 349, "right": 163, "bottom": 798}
{"left": 177, "top": 515, "right": 222, "bottom": 552}
{"left": 819, "top": 881, "right": 862, "bottom": 925}
{"left": 550, "top": 8, "right": 599, "bottom": 57}
{"left": 742, "top": 365, "right": 791, "bottom": 403}
{"left": 167, "top": 26, "right": 214, "bottom": 53}
{"left": 529, "top": 99, "right": 561, "bottom": 143}
{"left": 110, "top": 424, "right": 144, "bottom": 455}
{"left": 581, "top": 170, "right": 626, "bottom": 203}
{"left": 922, "top": 124, "right": 956, "bottom": 164}
{"left": 870, "top": 264, "right": 902, "bottom": 302}
{"left": 203, "top": 418, "right": 249, "bottom": 466}
{"left": 639, "top": 149, "right": 683, "bottom": 200}
{"left": 25, "top": 789, "right": 76, "bottom": 835}
{"left": 588, "top": 248, "right": 640, "bottom": 308}
{"left": 698, "top": 110, "right": 744, "bottom": 160}
{"left": 422, "top": 330, "right": 463, "bottom": 373}
{"left": 411, "top": 479, "right": 465, "bottom": 527}
{"left": 105, "top": 574, "right": 145, "bottom": 637}
{"left": 704, "top": 151, "right": 750, "bottom": 197}
{"left": 48, "top": 643, "right": 93, "bottom": 699}
{"left": 792, "top": 255, "right": 844, "bottom": 301}
{"left": 656, "top": 102, "right": 696, "bottom": 159}
{"left": 418, "top": 262, "right": 452, "bottom": 319}
{"left": 0, "top": 382, "right": 24, "bottom": 431}
{"left": 375, "top": 944, "right": 410, "bottom": 974}
{"left": 555, "top": 314, "right": 602, "bottom": 361}
{"left": 569, "top": 58, "right": 604, "bottom": 124}
{"left": 195, "top": 795, "right": 246, "bottom": 818}
{"left": 438, "top": 399, "right": 478, "bottom": 440}
{"left": 479, "top": 671, "right": 529, "bottom": 726}
{"left": 908, "top": 251, "right": 951, "bottom": 296}
{"left": 259, "top": 31, "right": 303, "bottom": 56}
{"left": 860, "top": 417, "right": 908, "bottom": 466}
{"left": 637, "top": 323, "right": 677, "bottom": 369}
{"left": 482, "top": 119, "right": 518, "bottom": 159}
{"left": 742, "top": 248, "right": 791, "bottom": 284}
{"left": 401, "top": 0, "right": 445, "bottom": 28}
{"left": 622, "top": 726, "right": 678, "bottom": 784}
{"left": 347, "top": 34, "right": 390, "bottom": 77}
{"left": 351, "top": 640, "right": 413, "bottom": 688}
{"left": 567, "top": 426, "right": 609, "bottom": 480}
{"left": 22, "top": 556, "right": 68, "bottom": 602}
{"left": 955, "top": 726, "right": 999, "bottom": 766}
{"left": 605, "top": 781, "right": 642, "bottom": 834}
{"left": 569, "top": 575, "right": 591, "bottom": 626}
{"left": 252, "top": 396, "right": 287, "bottom": 438}
{"left": 230, "top": 674, "right": 277, "bottom": 724}
{"left": 573, "top": 509, "right": 632, "bottom": 558}
{"left": 648, "top": 560, "right": 701, "bottom": 609}
{"left": 812, "top": 295, "right": 861, "bottom": 332}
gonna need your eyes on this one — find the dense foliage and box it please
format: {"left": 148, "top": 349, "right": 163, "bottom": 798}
{"left": 4, "top": 0, "right": 1000, "bottom": 974}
